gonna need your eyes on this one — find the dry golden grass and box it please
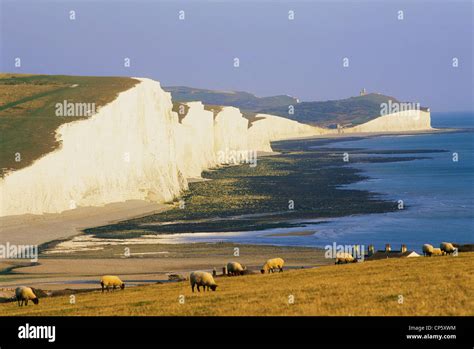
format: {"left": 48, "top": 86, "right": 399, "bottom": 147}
{"left": 0, "top": 85, "right": 59, "bottom": 109}
{"left": 1, "top": 253, "right": 472, "bottom": 316}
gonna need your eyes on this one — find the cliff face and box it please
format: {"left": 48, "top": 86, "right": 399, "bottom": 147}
{"left": 173, "top": 101, "right": 216, "bottom": 179}
{"left": 0, "top": 79, "right": 322, "bottom": 216}
{"left": 0, "top": 79, "right": 188, "bottom": 216}
{"left": 343, "top": 110, "right": 432, "bottom": 133}
{"left": 248, "top": 114, "right": 326, "bottom": 152}
{"left": 0, "top": 77, "right": 432, "bottom": 217}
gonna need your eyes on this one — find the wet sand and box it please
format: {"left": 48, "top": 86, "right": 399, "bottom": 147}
{"left": 0, "top": 200, "right": 170, "bottom": 246}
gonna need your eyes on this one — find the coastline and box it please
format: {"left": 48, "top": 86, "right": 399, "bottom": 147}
{"left": 0, "top": 127, "right": 471, "bottom": 300}
{"left": 1, "top": 127, "right": 459, "bottom": 249}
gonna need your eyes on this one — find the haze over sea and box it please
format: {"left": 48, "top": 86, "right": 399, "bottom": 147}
{"left": 160, "top": 112, "right": 473, "bottom": 252}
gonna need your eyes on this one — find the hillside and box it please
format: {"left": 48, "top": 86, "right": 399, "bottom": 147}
{"left": 1, "top": 253, "right": 472, "bottom": 316}
{"left": 262, "top": 93, "right": 402, "bottom": 127}
{"left": 164, "top": 86, "right": 298, "bottom": 111}
{"left": 0, "top": 74, "right": 138, "bottom": 176}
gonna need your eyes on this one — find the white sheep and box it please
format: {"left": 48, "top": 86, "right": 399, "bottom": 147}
{"left": 335, "top": 252, "right": 356, "bottom": 264}
{"left": 100, "top": 275, "right": 125, "bottom": 293}
{"left": 226, "top": 262, "right": 246, "bottom": 276}
{"left": 422, "top": 244, "right": 434, "bottom": 256}
{"left": 431, "top": 248, "right": 445, "bottom": 256}
{"left": 15, "top": 286, "right": 39, "bottom": 307}
{"left": 440, "top": 242, "right": 456, "bottom": 255}
{"left": 190, "top": 271, "right": 218, "bottom": 292}
{"left": 260, "top": 258, "right": 285, "bottom": 274}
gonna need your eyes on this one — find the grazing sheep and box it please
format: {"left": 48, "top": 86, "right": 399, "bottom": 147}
{"left": 440, "top": 242, "right": 456, "bottom": 255}
{"left": 100, "top": 275, "right": 125, "bottom": 293}
{"left": 15, "top": 287, "right": 39, "bottom": 307}
{"left": 168, "top": 273, "right": 186, "bottom": 282}
{"left": 226, "top": 262, "right": 246, "bottom": 276}
{"left": 431, "top": 248, "right": 445, "bottom": 256}
{"left": 422, "top": 244, "right": 434, "bottom": 256}
{"left": 260, "top": 258, "right": 285, "bottom": 274}
{"left": 335, "top": 252, "right": 356, "bottom": 264}
{"left": 190, "top": 271, "right": 218, "bottom": 293}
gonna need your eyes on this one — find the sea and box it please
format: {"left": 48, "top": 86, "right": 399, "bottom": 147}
{"left": 157, "top": 112, "right": 474, "bottom": 252}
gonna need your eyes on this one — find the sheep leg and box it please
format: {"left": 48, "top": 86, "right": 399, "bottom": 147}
{"left": 17, "top": 297, "right": 20, "bottom": 307}
{"left": 279, "top": 267, "right": 283, "bottom": 272}
{"left": 101, "top": 282, "right": 105, "bottom": 293}
{"left": 203, "top": 285, "right": 206, "bottom": 292}
{"left": 197, "top": 285, "right": 200, "bottom": 292}
{"left": 191, "top": 283, "right": 195, "bottom": 293}
{"left": 25, "top": 299, "right": 28, "bottom": 306}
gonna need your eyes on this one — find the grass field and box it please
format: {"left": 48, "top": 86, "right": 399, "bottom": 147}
{"left": 0, "top": 74, "right": 137, "bottom": 175}
{"left": 2, "top": 253, "right": 472, "bottom": 316}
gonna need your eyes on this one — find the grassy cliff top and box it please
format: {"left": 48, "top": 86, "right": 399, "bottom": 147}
{"left": 0, "top": 74, "right": 138, "bottom": 176}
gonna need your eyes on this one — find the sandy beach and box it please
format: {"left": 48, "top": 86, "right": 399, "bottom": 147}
{"left": 0, "top": 200, "right": 170, "bottom": 246}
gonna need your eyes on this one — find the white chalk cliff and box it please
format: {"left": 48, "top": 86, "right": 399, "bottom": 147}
{"left": 343, "top": 110, "right": 431, "bottom": 133}
{"left": 248, "top": 114, "right": 327, "bottom": 152}
{"left": 0, "top": 78, "right": 431, "bottom": 217}
{"left": 0, "top": 78, "right": 324, "bottom": 216}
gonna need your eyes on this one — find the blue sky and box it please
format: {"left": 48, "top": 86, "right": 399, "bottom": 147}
{"left": 1, "top": 0, "right": 472, "bottom": 111}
